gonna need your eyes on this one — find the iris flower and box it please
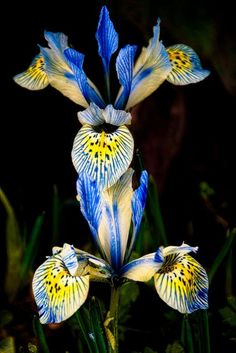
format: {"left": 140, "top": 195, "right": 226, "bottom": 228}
{"left": 33, "top": 169, "right": 208, "bottom": 324}
{"left": 14, "top": 6, "right": 210, "bottom": 189}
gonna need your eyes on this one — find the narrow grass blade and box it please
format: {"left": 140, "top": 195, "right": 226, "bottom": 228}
{"left": 208, "top": 229, "right": 236, "bottom": 284}
{"left": 181, "top": 315, "right": 194, "bottom": 353}
{"left": 89, "top": 297, "right": 108, "bottom": 353}
{"left": 33, "top": 316, "right": 51, "bottom": 353}
{"left": 19, "top": 212, "right": 45, "bottom": 286}
{"left": 0, "top": 188, "right": 23, "bottom": 301}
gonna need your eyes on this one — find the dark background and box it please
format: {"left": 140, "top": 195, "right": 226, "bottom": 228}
{"left": 1, "top": 0, "right": 236, "bottom": 352}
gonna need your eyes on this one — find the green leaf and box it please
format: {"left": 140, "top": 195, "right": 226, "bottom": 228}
{"left": 33, "top": 317, "right": 51, "bottom": 353}
{"left": 181, "top": 315, "right": 195, "bottom": 353}
{"left": 19, "top": 212, "right": 45, "bottom": 286}
{"left": 146, "top": 176, "right": 168, "bottom": 246}
{"left": 208, "top": 228, "right": 236, "bottom": 284}
{"left": 0, "top": 188, "right": 23, "bottom": 301}
{"left": 89, "top": 297, "right": 108, "bottom": 353}
{"left": 119, "top": 282, "right": 140, "bottom": 324}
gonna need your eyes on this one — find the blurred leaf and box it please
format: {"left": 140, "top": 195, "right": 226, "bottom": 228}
{"left": 0, "top": 309, "right": 13, "bottom": 327}
{"left": 19, "top": 212, "right": 45, "bottom": 286}
{"left": 33, "top": 317, "right": 51, "bottom": 353}
{"left": 208, "top": 228, "right": 236, "bottom": 284}
{"left": 134, "top": 150, "right": 167, "bottom": 249}
{"left": 0, "top": 336, "right": 15, "bottom": 353}
{"left": 0, "top": 188, "right": 23, "bottom": 301}
{"left": 200, "top": 181, "right": 215, "bottom": 200}
{"left": 219, "top": 299, "right": 236, "bottom": 328}
{"left": 146, "top": 175, "right": 167, "bottom": 246}
{"left": 166, "top": 341, "right": 184, "bottom": 353}
{"left": 144, "top": 347, "right": 158, "bottom": 353}
{"left": 181, "top": 315, "right": 194, "bottom": 353}
{"left": 27, "top": 343, "right": 38, "bottom": 353}
{"left": 119, "top": 282, "right": 140, "bottom": 324}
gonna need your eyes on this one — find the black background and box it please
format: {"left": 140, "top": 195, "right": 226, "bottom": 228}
{"left": 1, "top": 0, "right": 236, "bottom": 352}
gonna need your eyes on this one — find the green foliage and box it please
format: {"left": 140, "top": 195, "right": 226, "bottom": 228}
{"left": 68, "top": 297, "right": 108, "bottom": 353}
{"left": 119, "top": 282, "right": 140, "bottom": 342}
{"left": 219, "top": 297, "right": 236, "bottom": 343}
{"left": 0, "top": 188, "right": 23, "bottom": 301}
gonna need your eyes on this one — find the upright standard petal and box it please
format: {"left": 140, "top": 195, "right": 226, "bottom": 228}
{"left": 40, "top": 31, "right": 89, "bottom": 107}
{"left": 154, "top": 249, "right": 208, "bottom": 314}
{"left": 64, "top": 48, "right": 105, "bottom": 108}
{"left": 96, "top": 6, "right": 118, "bottom": 74}
{"left": 126, "top": 170, "right": 148, "bottom": 259}
{"left": 125, "top": 19, "right": 172, "bottom": 110}
{"left": 98, "top": 169, "right": 134, "bottom": 269}
{"left": 166, "top": 44, "right": 210, "bottom": 85}
{"left": 13, "top": 53, "right": 49, "bottom": 90}
{"left": 72, "top": 124, "right": 134, "bottom": 190}
{"left": 115, "top": 45, "right": 137, "bottom": 109}
{"left": 32, "top": 245, "right": 89, "bottom": 324}
{"left": 76, "top": 172, "right": 104, "bottom": 255}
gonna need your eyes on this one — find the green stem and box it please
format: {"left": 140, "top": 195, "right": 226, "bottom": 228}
{"left": 108, "top": 286, "right": 120, "bottom": 353}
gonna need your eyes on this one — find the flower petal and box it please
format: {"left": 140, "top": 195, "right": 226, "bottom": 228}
{"left": 126, "top": 170, "right": 148, "bottom": 258}
{"left": 76, "top": 172, "right": 104, "bottom": 254}
{"left": 154, "top": 253, "right": 208, "bottom": 313}
{"left": 162, "top": 242, "right": 198, "bottom": 257}
{"left": 64, "top": 48, "right": 105, "bottom": 108}
{"left": 40, "top": 31, "right": 89, "bottom": 107}
{"left": 103, "top": 105, "right": 132, "bottom": 125}
{"left": 98, "top": 169, "right": 134, "bottom": 269}
{"left": 78, "top": 103, "right": 131, "bottom": 126}
{"left": 32, "top": 254, "right": 89, "bottom": 323}
{"left": 72, "top": 124, "right": 134, "bottom": 190}
{"left": 121, "top": 251, "right": 162, "bottom": 282}
{"left": 115, "top": 45, "right": 137, "bottom": 109}
{"left": 96, "top": 6, "right": 118, "bottom": 74}
{"left": 125, "top": 19, "right": 172, "bottom": 110}
{"left": 13, "top": 53, "right": 49, "bottom": 90}
{"left": 78, "top": 103, "right": 104, "bottom": 126}
{"left": 166, "top": 44, "right": 210, "bottom": 85}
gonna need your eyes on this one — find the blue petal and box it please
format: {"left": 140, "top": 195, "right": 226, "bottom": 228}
{"left": 115, "top": 45, "right": 137, "bottom": 109}
{"left": 72, "top": 124, "right": 134, "bottom": 191}
{"left": 166, "top": 44, "right": 210, "bottom": 85}
{"left": 95, "top": 6, "right": 119, "bottom": 74}
{"left": 121, "top": 252, "right": 162, "bottom": 282}
{"left": 39, "top": 32, "right": 89, "bottom": 107}
{"left": 64, "top": 48, "right": 105, "bottom": 108}
{"left": 126, "top": 170, "right": 148, "bottom": 259}
{"left": 76, "top": 172, "right": 104, "bottom": 256}
{"left": 103, "top": 105, "right": 132, "bottom": 125}
{"left": 78, "top": 103, "right": 104, "bottom": 125}
{"left": 59, "top": 244, "right": 78, "bottom": 276}
{"left": 13, "top": 53, "right": 49, "bottom": 90}
{"left": 98, "top": 169, "right": 134, "bottom": 270}
{"left": 44, "top": 31, "right": 68, "bottom": 52}
{"left": 154, "top": 253, "right": 208, "bottom": 313}
{"left": 32, "top": 249, "right": 89, "bottom": 323}
{"left": 125, "top": 19, "right": 172, "bottom": 109}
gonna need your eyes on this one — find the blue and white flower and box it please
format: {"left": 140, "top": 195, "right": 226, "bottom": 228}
{"left": 33, "top": 170, "right": 208, "bottom": 324}
{"left": 14, "top": 6, "right": 210, "bottom": 190}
